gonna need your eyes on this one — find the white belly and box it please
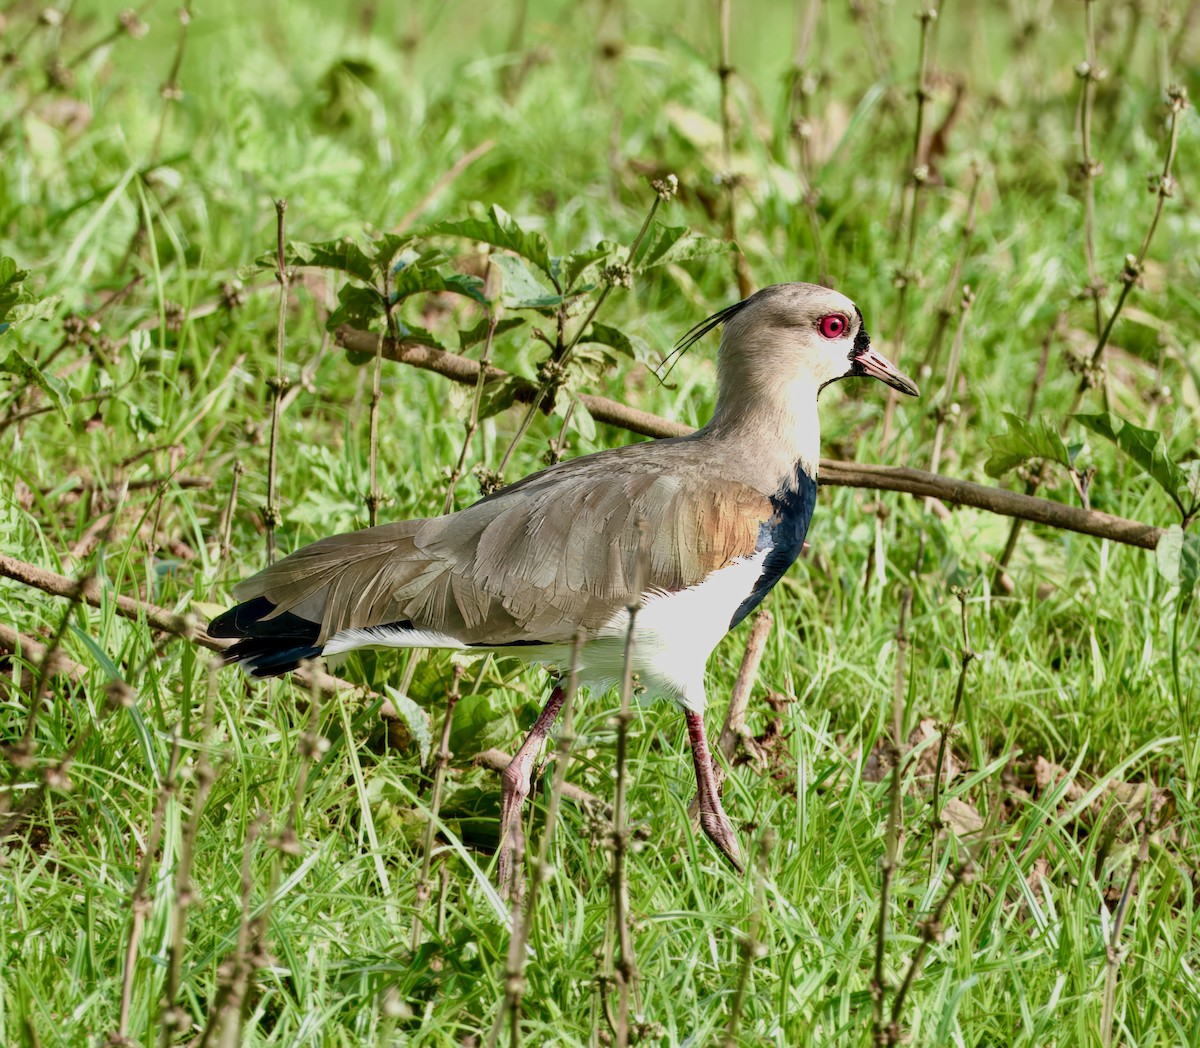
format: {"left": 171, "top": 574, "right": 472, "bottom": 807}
{"left": 322, "top": 550, "right": 770, "bottom": 713}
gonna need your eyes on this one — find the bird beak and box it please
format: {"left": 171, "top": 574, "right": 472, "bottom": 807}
{"left": 852, "top": 347, "right": 920, "bottom": 397}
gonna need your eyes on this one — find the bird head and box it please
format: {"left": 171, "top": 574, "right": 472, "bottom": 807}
{"left": 707, "top": 283, "right": 920, "bottom": 400}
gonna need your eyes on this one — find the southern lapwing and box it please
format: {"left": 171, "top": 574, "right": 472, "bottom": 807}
{"left": 210, "top": 282, "right": 918, "bottom": 876}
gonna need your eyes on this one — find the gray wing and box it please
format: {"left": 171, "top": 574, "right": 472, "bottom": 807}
{"left": 233, "top": 443, "right": 774, "bottom": 645}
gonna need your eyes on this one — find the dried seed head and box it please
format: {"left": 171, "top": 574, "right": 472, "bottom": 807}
{"left": 118, "top": 9, "right": 149, "bottom": 37}
{"left": 651, "top": 173, "right": 678, "bottom": 201}
{"left": 1166, "top": 83, "right": 1190, "bottom": 112}
{"left": 601, "top": 262, "right": 633, "bottom": 289}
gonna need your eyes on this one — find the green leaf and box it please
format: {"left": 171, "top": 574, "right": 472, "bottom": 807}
{"left": 1157, "top": 525, "right": 1183, "bottom": 585}
{"left": 0, "top": 257, "right": 30, "bottom": 330}
{"left": 0, "top": 349, "right": 70, "bottom": 412}
{"left": 632, "top": 222, "right": 729, "bottom": 270}
{"left": 570, "top": 394, "right": 597, "bottom": 442}
{"left": 390, "top": 266, "right": 486, "bottom": 305}
{"left": 0, "top": 256, "right": 58, "bottom": 335}
{"left": 458, "top": 316, "right": 526, "bottom": 350}
{"left": 430, "top": 205, "right": 554, "bottom": 281}
{"left": 489, "top": 253, "right": 562, "bottom": 312}
{"left": 373, "top": 234, "right": 416, "bottom": 276}
{"left": 1075, "top": 412, "right": 1192, "bottom": 515}
{"left": 985, "top": 414, "right": 1078, "bottom": 478}
{"left": 475, "top": 374, "right": 524, "bottom": 420}
{"left": 1156, "top": 525, "right": 1200, "bottom": 595}
{"left": 326, "top": 284, "right": 385, "bottom": 332}
{"left": 558, "top": 241, "right": 618, "bottom": 291}
{"left": 580, "top": 322, "right": 653, "bottom": 365}
{"left": 267, "top": 238, "right": 376, "bottom": 282}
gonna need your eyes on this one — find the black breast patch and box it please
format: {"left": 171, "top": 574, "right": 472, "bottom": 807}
{"left": 728, "top": 466, "right": 818, "bottom": 629}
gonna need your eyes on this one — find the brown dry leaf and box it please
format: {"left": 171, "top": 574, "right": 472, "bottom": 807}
{"left": 941, "top": 797, "right": 984, "bottom": 838}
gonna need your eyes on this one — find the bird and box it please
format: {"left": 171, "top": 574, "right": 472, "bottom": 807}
{"left": 209, "top": 282, "right": 918, "bottom": 879}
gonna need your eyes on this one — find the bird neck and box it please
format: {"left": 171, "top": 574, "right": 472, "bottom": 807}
{"left": 704, "top": 374, "right": 822, "bottom": 491}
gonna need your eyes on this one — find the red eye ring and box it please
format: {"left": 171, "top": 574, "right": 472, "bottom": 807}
{"left": 818, "top": 314, "right": 847, "bottom": 339}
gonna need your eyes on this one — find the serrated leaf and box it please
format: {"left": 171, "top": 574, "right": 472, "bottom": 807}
{"left": 570, "top": 394, "right": 597, "bottom": 442}
{"left": 1157, "top": 525, "right": 1183, "bottom": 584}
{"left": 383, "top": 686, "right": 433, "bottom": 766}
{"left": 458, "top": 315, "right": 526, "bottom": 350}
{"left": 430, "top": 205, "right": 554, "bottom": 280}
{"left": 121, "top": 395, "right": 163, "bottom": 438}
{"left": 0, "top": 349, "right": 70, "bottom": 412}
{"left": 559, "top": 241, "right": 618, "bottom": 291}
{"left": 373, "top": 234, "right": 416, "bottom": 275}
{"left": 326, "top": 284, "right": 385, "bottom": 332}
{"left": 632, "top": 222, "right": 729, "bottom": 270}
{"left": 390, "top": 266, "right": 486, "bottom": 305}
{"left": 475, "top": 374, "right": 523, "bottom": 420}
{"left": 1076, "top": 412, "right": 1192, "bottom": 516}
{"left": 985, "top": 414, "right": 1077, "bottom": 478}
{"left": 581, "top": 322, "right": 653, "bottom": 365}
{"left": 267, "top": 238, "right": 376, "bottom": 282}
{"left": 489, "top": 253, "right": 562, "bottom": 312}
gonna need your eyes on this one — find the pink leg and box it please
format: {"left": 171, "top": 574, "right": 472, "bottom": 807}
{"left": 498, "top": 686, "right": 566, "bottom": 892}
{"left": 685, "top": 709, "right": 744, "bottom": 872}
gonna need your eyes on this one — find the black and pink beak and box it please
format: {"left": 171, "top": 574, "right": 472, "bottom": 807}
{"left": 851, "top": 345, "right": 920, "bottom": 397}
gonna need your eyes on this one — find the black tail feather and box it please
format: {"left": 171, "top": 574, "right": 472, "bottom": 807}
{"left": 209, "top": 596, "right": 323, "bottom": 679}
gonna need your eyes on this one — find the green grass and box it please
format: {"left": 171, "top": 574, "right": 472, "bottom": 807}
{"left": 1, "top": 0, "right": 1199, "bottom": 1044}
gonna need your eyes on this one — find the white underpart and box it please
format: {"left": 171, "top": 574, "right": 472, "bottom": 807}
{"left": 320, "top": 548, "right": 771, "bottom": 713}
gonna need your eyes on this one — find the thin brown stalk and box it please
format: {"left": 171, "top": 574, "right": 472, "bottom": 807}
{"left": 1101, "top": 821, "right": 1153, "bottom": 1046}
{"left": 218, "top": 461, "right": 244, "bottom": 565}
{"left": 488, "top": 635, "right": 585, "bottom": 1048}
{"left": 366, "top": 326, "right": 385, "bottom": 527}
{"left": 148, "top": 3, "right": 192, "bottom": 167}
{"left": 722, "top": 832, "right": 771, "bottom": 1047}
{"left": 787, "top": 0, "right": 829, "bottom": 284}
{"left": 925, "top": 286, "right": 974, "bottom": 501}
{"left": 1087, "top": 88, "right": 1187, "bottom": 379}
{"left": 881, "top": 7, "right": 939, "bottom": 444}
{"left": 160, "top": 663, "right": 220, "bottom": 1046}
{"left": 0, "top": 554, "right": 352, "bottom": 697}
{"left": 687, "top": 608, "right": 772, "bottom": 824}
{"left": 886, "top": 860, "right": 973, "bottom": 1045}
{"left": 8, "top": 490, "right": 124, "bottom": 768}
{"left": 0, "top": 625, "right": 87, "bottom": 688}
{"left": 998, "top": 89, "right": 1185, "bottom": 577}
{"left": 474, "top": 747, "right": 607, "bottom": 813}
{"left": 410, "top": 666, "right": 465, "bottom": 951}
{"left": 265, "top": 199, "right": 289, "bottom": 565}
{"left": 847, "top": 0, "right": 891, "bottom": 83}
{"left": 444, "top": 309, "right": 499, "bottom": 513}
{"left": 196, "top": 810, "right": 269, "bottom": 1048}
{"left": 332, "top": 328, "right": 1169, "bottom": 552}
{"left": 717, "top": 0, "right": 753, "bottom": 298}
{"left": 871, "top": 587, "right": 912, "bottom": 1043}
{"left": 494, "top": 178, "right": 672, "bottom": 477}
{"left": 1077, "top": 0, "right": 1106, "bottom": 342}
{"left": 610, "top": 523, "right": 652, "bottom": 1048}
{"left": 929, "top": 590, "right": 974, "bottom": 872}
{"left": 115, "top": 728, "right": 183, "bottom": 1043}
{"left": 920, "top": 170, "right": 981, "bottom": 376}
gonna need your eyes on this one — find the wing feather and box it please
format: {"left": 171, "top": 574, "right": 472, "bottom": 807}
{"left": 231, "top": 442, "right": 777, "bottom": 646}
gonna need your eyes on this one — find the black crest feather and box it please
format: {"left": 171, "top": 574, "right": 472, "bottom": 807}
{"left": 654, "top": 296, "right": 754, "bottom": 383}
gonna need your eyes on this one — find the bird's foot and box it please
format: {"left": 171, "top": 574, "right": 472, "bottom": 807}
{"left": 699, "top": 806, "right": 744, "bottom": 874}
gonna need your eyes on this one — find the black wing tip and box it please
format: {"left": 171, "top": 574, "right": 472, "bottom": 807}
{"left": 223, "top": 638, "right": 324, "bottom": 678}
{"left": 210, "top": 596, "right": 324, "bottom": 678}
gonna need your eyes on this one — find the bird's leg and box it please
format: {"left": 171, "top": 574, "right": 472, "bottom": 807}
{"left": 684, "top": 709, "right": 744, "bottom": 873}
{"left": 498, "top": 685, "right": 567, "bottom": 894}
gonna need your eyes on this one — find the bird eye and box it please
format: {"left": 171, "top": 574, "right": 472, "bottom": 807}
{"left": 818, "top": 314, "right": 847, "bottom": 339}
